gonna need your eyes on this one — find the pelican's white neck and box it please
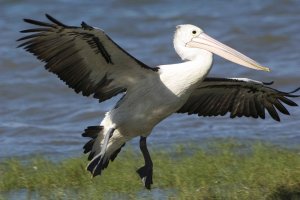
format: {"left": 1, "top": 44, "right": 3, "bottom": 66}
{"left": 159, "top": 54, "right": 213, "bottom": 97}
{"left": 180, "top": 54, "right": 213, "bottom": 83}
{"left": 173, "top": 35, "right": 214, "bottom": 85}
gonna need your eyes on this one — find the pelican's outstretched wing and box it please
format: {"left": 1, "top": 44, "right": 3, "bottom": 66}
{"left": 178, "top": 77, "right": 300, "bottom": 121}
{"left": 18, "top": 14, "right": 158, "bottom": 102}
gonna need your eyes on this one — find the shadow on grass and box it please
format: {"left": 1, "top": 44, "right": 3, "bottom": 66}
{"left": 267, "top": 185, "right": 300, "bottom": 200}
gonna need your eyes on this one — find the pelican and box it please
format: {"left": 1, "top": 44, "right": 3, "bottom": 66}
{"left": 18, "top": 14, "right": 299, "bottom": 189}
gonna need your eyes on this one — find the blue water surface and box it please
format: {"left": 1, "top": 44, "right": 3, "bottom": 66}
{"left": 0, "top": 0, "right": 299, "bottom": 160}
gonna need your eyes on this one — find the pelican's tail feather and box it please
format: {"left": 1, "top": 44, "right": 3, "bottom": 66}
{"left": 82, "top": 126, "right": 126, "bottom": 177}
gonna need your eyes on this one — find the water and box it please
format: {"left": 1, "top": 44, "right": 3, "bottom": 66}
{"left": 1, "top": 0, "right": 300, "bottom": 160}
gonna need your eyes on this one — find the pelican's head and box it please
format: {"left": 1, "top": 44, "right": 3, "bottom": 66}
{"left": 174, "top": 24, "right": 270, "bottom": 72}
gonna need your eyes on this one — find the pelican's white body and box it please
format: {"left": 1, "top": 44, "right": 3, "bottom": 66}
{"left": 100, "top": 55, "right": 213, "bottom": 157}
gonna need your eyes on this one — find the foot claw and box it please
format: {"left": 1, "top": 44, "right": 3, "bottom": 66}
{"left": 136, "top": 165, "right": 153, "bottom": 189}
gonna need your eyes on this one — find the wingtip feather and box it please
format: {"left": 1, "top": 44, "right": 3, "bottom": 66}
{"left": 45, "top": 13, "right": 66, "bottom": 27}
{"left": 23, "top": 18, "right": 55, "bottom": 27}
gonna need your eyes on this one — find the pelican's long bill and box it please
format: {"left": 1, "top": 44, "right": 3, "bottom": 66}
{"left": 186, "top": 33, "right": 270, "bottom": 72}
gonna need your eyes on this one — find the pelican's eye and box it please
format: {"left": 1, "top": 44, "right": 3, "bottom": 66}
{"left": 192, "top": 30, "right": 197, "bottom": 35}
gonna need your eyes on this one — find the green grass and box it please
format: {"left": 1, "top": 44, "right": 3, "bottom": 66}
{"left": 0, "top": 141, "right": 300, "bottom": 199}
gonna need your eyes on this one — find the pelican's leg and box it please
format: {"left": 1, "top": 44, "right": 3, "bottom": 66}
{"left": 136, "top": 136, "right": 153, "bottom": 189}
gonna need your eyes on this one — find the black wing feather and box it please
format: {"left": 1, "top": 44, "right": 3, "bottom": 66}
{"left": 18, "top": 14, "right": 158, "bottom": 102}
{"left": 23, "top": 18, "right": 55, "bottom": 28}
{"left": 178, "top": 77, "right": 299, "bottom": 121}
{"left": 45, "top": 13, "right": 71, "bottom": 28}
